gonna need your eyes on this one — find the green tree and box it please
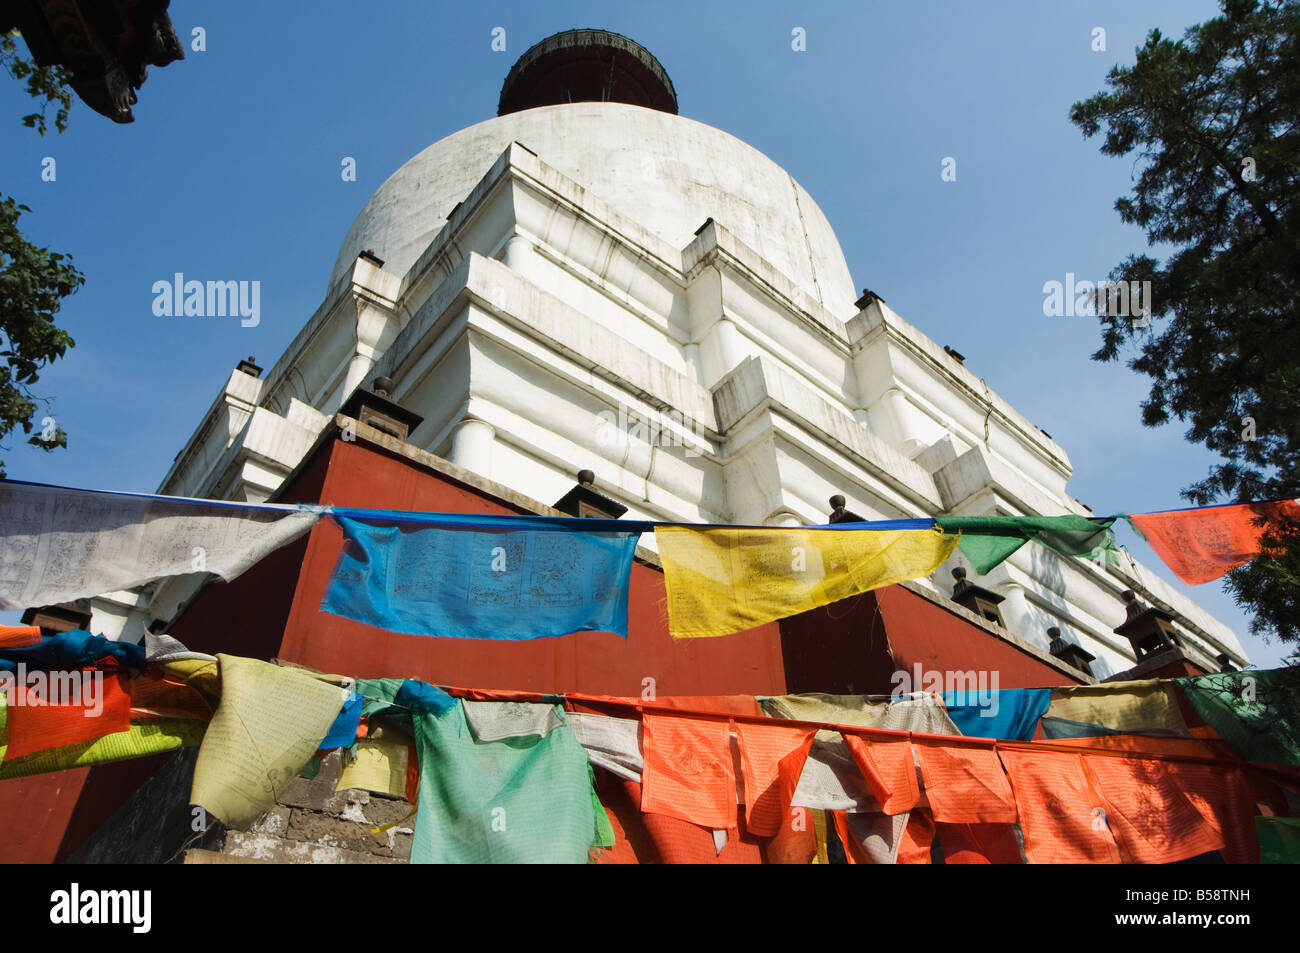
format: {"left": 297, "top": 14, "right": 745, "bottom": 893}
{"left": 0, "top": 30, "right": 81, "bottom": 476}
{"left": 1070, "top": 0, "right": 1300, "bottom": 642}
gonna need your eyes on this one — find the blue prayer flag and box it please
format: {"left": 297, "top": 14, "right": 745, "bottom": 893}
{"left": 319, "top": 691, "right": 364, "bottom": 749}
{"left": 320, "top": 516, "right": 642, "bottom": 640}
{"left": 942, "top": 687, "right": 1050, "bottom": 740}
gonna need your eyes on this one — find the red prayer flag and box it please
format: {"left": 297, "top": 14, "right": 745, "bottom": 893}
{"left": 1128, "top": 500, "right": 1300, "bottom": 585}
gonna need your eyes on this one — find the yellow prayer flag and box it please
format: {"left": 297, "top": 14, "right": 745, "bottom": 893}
{"left": 655, "top": 526, "right": 958, "bottom": 638}
{"left": 336, "top": 736, "right": 410, "bottom": 799}
{"left": 160, "top": 657, "right": 221, "bottom": 704}
{"left": 1046, "top": 679, "right": 1189, "bottom": 734}
{"left": 190, "top": 655, "right": 348, "bottom": 829}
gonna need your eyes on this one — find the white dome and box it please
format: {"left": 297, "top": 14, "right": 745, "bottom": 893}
{"left": 330, "top": 102, "right": 857, "bottom": 317}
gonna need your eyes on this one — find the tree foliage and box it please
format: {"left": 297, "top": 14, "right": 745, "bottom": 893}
{"left": 1070, "top": 0, "right": 1300, "bottom": 641}
{"left": 1, "top": 31, "right": 72, "bottom": 135}
{"left": 0, "top": 30, "right": 81, "bottom": 476}
{"left": 0, "top": 197, "right": 80, "bottom": 463}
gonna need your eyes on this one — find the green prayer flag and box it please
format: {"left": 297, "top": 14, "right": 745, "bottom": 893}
{"left": 357, "top": 677, "right": 405, "bottom": 716}
{"left": 1256, "top": 816, "right": 1300, "bottom": 864}
{"left": 1175, "top": 668, "right": 1300, "bottom": 765}
{"left": 588, "top": 763, "right": 616, "bottom": 849}
{"left": 936, "top": 515, "right": 1119, "bottom": 574}
{"left": 410, "top": 699, "right": 602, "bottom": 863}
{"left": 0, "top": 719, "right": 204, "bottom": 780}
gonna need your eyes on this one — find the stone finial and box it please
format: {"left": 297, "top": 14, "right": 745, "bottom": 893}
{"left": 1114, "top": 589, "right": 1181, "bottom": 661}
{"left": 827, "top": 495, "right": 865, "bottom": 524}
{"left": 1046, "top": 625, "right": 1095, "bottom": 676}
{"left": 950, "top": 566, "right": 972, "bottom": 599}
{"left": 338, "top": 378, "right": 424, "bottom": 442}
{"left": 1121, "top": 589, "right": 1145, "bottom": 622}
{"left": 854, "top": 289, "right": 884, "bottom": 310}
{"left": 554, "top": 468, "right": 626, "bottom": 519}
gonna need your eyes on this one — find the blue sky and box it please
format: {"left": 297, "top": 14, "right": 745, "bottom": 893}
{"left": 1, "top": 1, "right": 1290, "bottom": 666}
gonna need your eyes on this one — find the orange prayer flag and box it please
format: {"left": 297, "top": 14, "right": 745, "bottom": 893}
{"left": 914, "top": 738, "right": 1018, "bottom": 824}
{"left": 3, "top": 669, "right": 132, "bottom": 759}
{"left": 1173, "top": 764, "right": 1259, "bottom": 864}
{"left": 762, "top": 732, "right": 822, "bottom": 863}
{"left": 0, "top": 625, "right": 42, "bottom": 648}
{"left": 121, "top": 670, "right": 213, "bottom": 721}
{"left": 830, "top": 810, "right": 864, "bottom": 864}
{"left": 842, "top": 733, "right": 920, "bottom": 815}
{"left": 640, "top": 713, "right": 737, "bottom": 830}
{"left": 1128, "top": 500, "right": 1300, "bottom": 585}
{"left": 735, "top": 722, "right": 815, "bottom": 837}
{"left": 935, "top": 822, "right": 1023, "bottom": 863}
{"left": 1083, "top": 755, "right": 1224, "bottom": 864}
{"left": 895, "top": 809, "right": 935, "bottom": 864}
{"left": 999, "top": 748, "right": 1121, "bottom": 863}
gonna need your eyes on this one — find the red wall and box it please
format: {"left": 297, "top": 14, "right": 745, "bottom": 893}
{"left": 877, "top": 586, "right": 1083, "bottom": 689}
{"left": 0, "top": 770, "right": 90, "bottom": 863}
{"left": 277, "top": 440, "right": 789, "bottom": 697}
{"left": 776, "top": 585, "right": 1081, "bottom": 695}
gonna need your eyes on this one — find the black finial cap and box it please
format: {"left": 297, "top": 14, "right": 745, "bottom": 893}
{"left": 498, "top": 30, "right": 678, "bottom": 116}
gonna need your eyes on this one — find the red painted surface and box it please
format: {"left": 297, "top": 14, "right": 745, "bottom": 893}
{"left": 778, "top": 592, "right": 898, "bottom": 694}
{"left": 0, "top": 769, "right": 90, "bottom": 863}
{"left": 877, "top": 586, "right": 1083, "bottom": 690}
